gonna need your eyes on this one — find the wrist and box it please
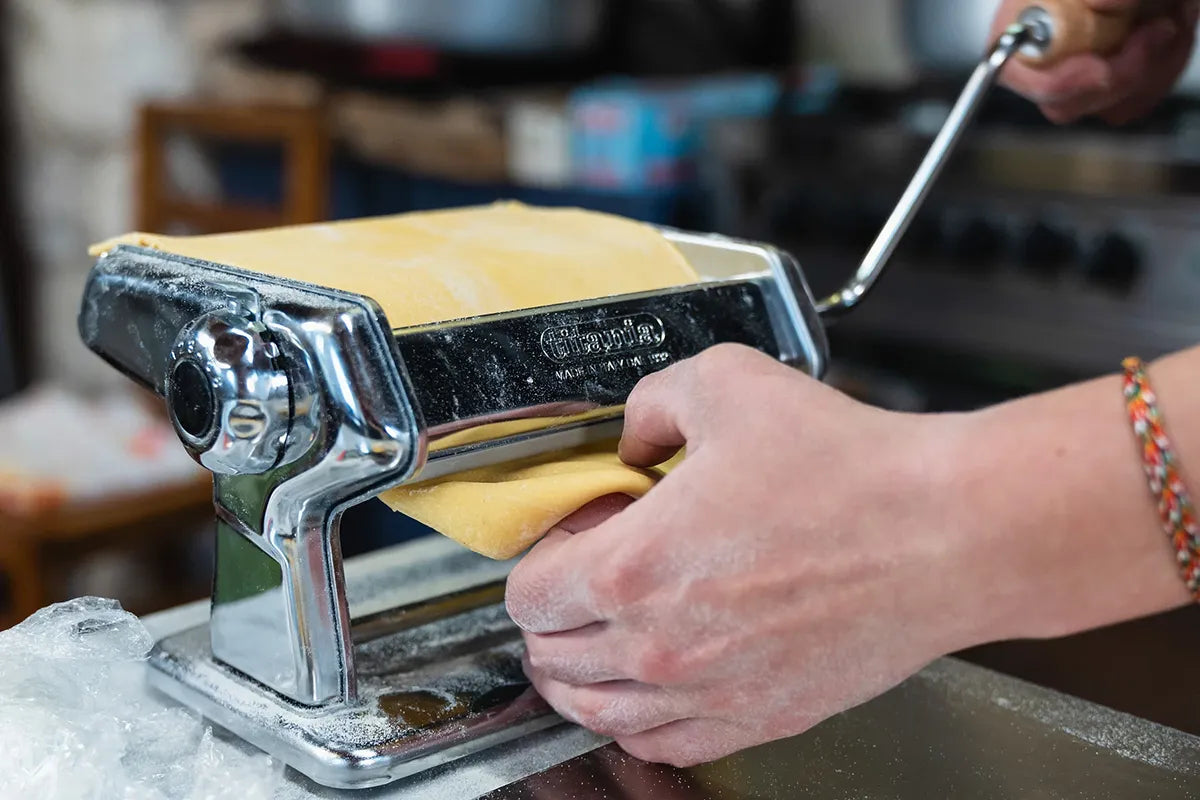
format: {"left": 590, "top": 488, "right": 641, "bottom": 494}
{"left": 859, "top": 407, "right": 1017, "bottom": 659}
{"left": 935, "top": 375, "right": 1192, "bottom": 649}
{"left": 907, "top": 408, "right": 1031, "bottom": 653}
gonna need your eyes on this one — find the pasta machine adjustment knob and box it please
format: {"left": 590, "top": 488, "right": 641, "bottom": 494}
{"left": 166, "top": 311, "right": 300, "bottom": 476}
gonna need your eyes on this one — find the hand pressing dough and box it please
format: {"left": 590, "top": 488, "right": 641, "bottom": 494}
{"left": 92, "top": 203, "right": 695, "bottom": 559}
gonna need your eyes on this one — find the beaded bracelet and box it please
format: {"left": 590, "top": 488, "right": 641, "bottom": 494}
{"left": 1122, "top": 357, "right": 1200, "bottom": 600}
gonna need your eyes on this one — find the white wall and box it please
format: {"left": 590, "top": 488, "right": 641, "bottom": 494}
{"left": 8, "top": 0, "right": 268, "bottom": 392}
{"left": 799, "top": 0, "right": 915, "bottom": 86}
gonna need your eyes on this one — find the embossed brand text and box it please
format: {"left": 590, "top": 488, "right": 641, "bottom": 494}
{"left": 540, "top": 314, "right": 667, "bottom": 362}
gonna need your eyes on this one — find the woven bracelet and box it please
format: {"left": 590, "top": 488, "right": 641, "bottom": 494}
{"left": 1123, "top": 357, "right": 1200, "bottom": 600}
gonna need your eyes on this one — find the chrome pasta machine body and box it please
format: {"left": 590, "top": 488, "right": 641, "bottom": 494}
{"left": 78, "top": 230, "right": 832, "bottom": 789}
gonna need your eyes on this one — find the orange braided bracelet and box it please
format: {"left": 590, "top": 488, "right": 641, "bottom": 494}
{"left": 1123, "top": 357, "right": 1200, "bottom": 600}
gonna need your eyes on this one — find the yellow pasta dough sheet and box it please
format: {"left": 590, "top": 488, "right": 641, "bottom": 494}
{"left": 91, "top": 202, "right": 694, "bottom": 559}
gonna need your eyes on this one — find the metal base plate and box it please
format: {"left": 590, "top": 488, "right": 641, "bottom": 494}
{"left": 149, "top": 595, "right": 561, "bottom": 790}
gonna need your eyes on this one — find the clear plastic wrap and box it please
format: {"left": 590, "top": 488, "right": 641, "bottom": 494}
{"left": 0, "top": 597, "right": 282, "bottom": 799}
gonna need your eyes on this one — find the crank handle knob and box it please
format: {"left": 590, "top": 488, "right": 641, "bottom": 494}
{"left": 1014, "top": 0, "right": 1174, "bottom": 68}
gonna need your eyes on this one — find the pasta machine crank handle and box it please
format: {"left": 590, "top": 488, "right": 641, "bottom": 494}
{"left": 818, "top": 0, "right": 1155, "bottom": 318}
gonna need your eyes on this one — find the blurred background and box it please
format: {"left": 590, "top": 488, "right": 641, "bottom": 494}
{"left": 2, "top": 0, "right": 1199, "bottom": 735}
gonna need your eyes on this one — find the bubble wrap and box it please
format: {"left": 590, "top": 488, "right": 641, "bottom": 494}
{"left": 0, "top": 597, "right": 282, "bottom": 799}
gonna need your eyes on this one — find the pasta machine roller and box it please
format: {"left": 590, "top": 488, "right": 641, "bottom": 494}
{"left": 77, "top": 4, "right": 1136, "bottom": 789}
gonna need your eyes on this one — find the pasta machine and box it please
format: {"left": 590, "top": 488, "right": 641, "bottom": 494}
{"left": 77, "top": 4, "right": 1137, "bottom": 789}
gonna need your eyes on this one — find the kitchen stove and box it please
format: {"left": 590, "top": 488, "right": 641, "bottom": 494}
{"left": 709, "top": 92, "right": 1200, "bottom": 379}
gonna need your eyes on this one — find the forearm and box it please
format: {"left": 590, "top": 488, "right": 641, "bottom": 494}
{"left": 947, "top": 347, "right": 1200, "bottom": 647}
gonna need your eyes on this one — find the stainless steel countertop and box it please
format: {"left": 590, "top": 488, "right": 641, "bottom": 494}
{"left": 144, "top": 537, "right": 1200, "bottom": 799}
{"left": 483, "top": 659, "right": 1200, "bottom": 799}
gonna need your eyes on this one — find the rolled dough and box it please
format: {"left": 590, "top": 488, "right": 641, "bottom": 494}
{"left": 91, "top": 203, "right": 694, "bottom": 559}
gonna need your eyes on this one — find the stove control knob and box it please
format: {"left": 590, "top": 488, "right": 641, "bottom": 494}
{"left": 167, "top": 311, "right": 304, "bottom": 476}
{"left": 1020, "top": 221, "right": 1077, "bottom": 275}
{"left": 1086, "top": 233, "right": 1142, "bottom": 293}
{"left": 946, "top": 217, "right": 1006, "bottom": 269}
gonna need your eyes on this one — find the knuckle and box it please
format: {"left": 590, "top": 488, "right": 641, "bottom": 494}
{"left": 632, "top": 643, "right": 688, "bottom": 686}
{"left": 503, "top": 589, "right": 530, "bottom": 631}
{"left": 617, "top": 735, "right": 700, "bottom": 767}
{"left": 581, "top": 711, "right": 623, "bottom": 737}
{"left": 522, "top": 639, "right": 549, "bottom": 672}
{"left": 694, "top": 343, "right": 783, "bottom": 393}
{"left": 570, "top": 694, "right": 603, "bottom": 725}
{"left": 587, "top": 556, "right": 646, "bottom": 616}
{"left": 524, "top": 648, "right": 590, "bottom": 685}
{"left": 504, "top": 567, "right": 551, "bottom": 631}
{"left": 633, "top": 635, "right": 725, "bottom": 686}
{"left": 680, "top": 639, "right": 719, "bottom": 678}
{"left": 562, "top": 692, "right": 611, "bottom": 732}
{"left": 1040, "top": 104, "right": 1078, "bottom": 125}
{"left": 998, "top": 67, "right": 1038, "bottom": 96}
{"left": 503, "top": 581, "right": 531, "bottom": 625}
{"left": 622, "top": 392, "right": 657, "bottom": 428}
{"left": 616, "top": 736, "right": 662, "bottom": 764}
{"left": 665, "top": 751, "right": 703, "bottom": 769}
{"left": 696, "top": 342, "right": 749, "bottom": 374}
{"left": 629, "top": 359, "right": 685, "bottom": 412}
{"left": 628, "top": 364, "right": 668, "bottom": 400}
{"left": 763, "top": 706, "right": 819, "bottom": 740}
{"left": 703, "top": 688, "right": 739, "bottom": 716}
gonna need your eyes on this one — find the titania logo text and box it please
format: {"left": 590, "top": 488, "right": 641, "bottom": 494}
{"left": 540, "top": 314, "right": 667, "bottom": 362}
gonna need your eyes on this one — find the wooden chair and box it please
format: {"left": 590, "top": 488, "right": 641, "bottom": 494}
{"left": 0, "top": 527, "right": 41, "bottom": 628}
{"left": 0, "top": 481, "right": 212, "bottom": 628}
{"left": 136, "top": 102, "right": 330, "bottom": 233}
{"left": 0, "top": 103, "right": 333, "bottom": 628}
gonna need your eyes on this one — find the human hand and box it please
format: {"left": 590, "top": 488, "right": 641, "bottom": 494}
{"left": 504, "top": 345, "right": 995, "bottom": 767}
{"left": 992, "top": 0, "right": 1199, "bottom": 123}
